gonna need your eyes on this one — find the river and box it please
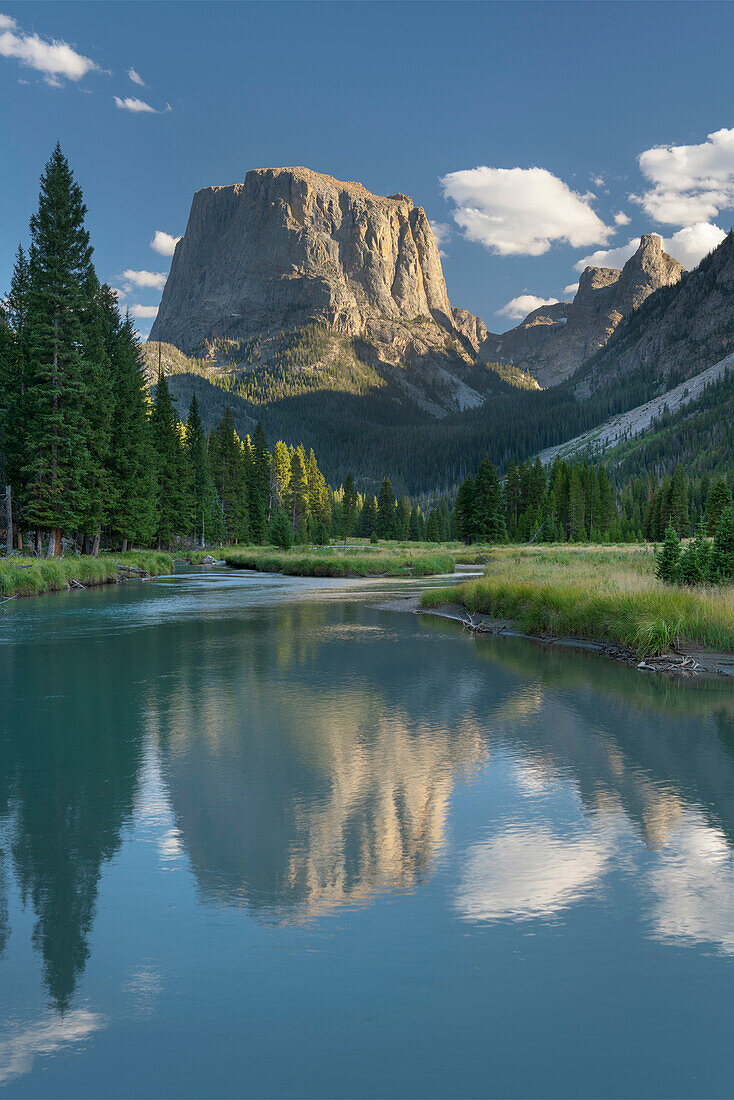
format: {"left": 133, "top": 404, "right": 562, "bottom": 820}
{"left": 1, "top": 567, "right": 734, "bottom": 1098}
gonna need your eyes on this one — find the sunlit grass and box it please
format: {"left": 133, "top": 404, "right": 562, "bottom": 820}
{"left": 0, "top": 551, "right": 174, "bottom": 598}
{"left": 420, "top": 545, "right": 734, "bottom": 657}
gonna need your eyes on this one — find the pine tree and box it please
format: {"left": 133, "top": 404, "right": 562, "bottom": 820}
{"left": 150, "top": 372, "right": 185, "bottom": 547}
{"left": 568, "top": 468, "right": 586, "bottom": 541}
{"left": 270, "top": 440, "right": 291, "bottom": 511}
{"left": 706, "top": 478, "right": 731, "bottom": 534}
{"left": 426, "top": 508, "right": 441, "bottom": 542}
{"left": 454, "top": 475, "right": 476, "bottom": 543}
{"left": 289, "top": 445, "right": 309, "bottom": 540}
{"left": 209, "top": 409, "right": 249, "bottom": 543}
{"left": 359, "top": 495, "right": 377, "bottom": 538}
{"left": 341, "top": 474, "right": 357, "bottom": 539}
{"left": 23, "top": 145, "right": 97, "bottom": 555}
{"left": 668, "top": 465, "right": 689, "bottom": 537}
{"left": 1, "top": 247, "right": 31, "bottom": 513}
{"left": 249, "top": 422, "right": 270, "bottom": 542}
{"left": 376, "top": 478, "right": 396, "bottom": 539}
{"left": 269, "top": 506, "right": 292, "bottom": 549}
{"left": 409, "top": 504, "right": 423, "bottom": 541}
{"left": 656, "top": 522, "right": 681, "bottom": 583}
{"left": 708, "top": 505, "right": 734, "bottom": 582}
{"left": 78, "top": 273, "right": 113, "bottom": 552}
{"left": 185, "top": 394, "right": 221, "bottom": 547}
{"left": 106, "top": 311, "right": 157, "bottom": 548}
{"left": 394, "top": 498, "right": 410, "bottom": 541}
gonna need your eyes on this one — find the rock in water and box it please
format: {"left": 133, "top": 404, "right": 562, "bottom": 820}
{"left": 151, "top": 167, "right": 459, "bottom": 355}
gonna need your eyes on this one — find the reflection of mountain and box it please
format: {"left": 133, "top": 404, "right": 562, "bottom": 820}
{"left": 154, "top": 606, "right": 486, "bottom": 916}
{"left": 0, "top": 619, "right": 147, "bottom": 1012}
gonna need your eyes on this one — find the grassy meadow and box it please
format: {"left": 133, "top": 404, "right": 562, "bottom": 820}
{"left": 0, "top": 550, "right": 174, "bottom": 599}
{"left": 189, "top": 541, "right": 488, "bottom": 578}
{"left": 420, "top": 544, "right": 734, "bottom": 657}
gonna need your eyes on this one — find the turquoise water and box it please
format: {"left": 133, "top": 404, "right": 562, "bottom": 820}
{"left": 1, "top": 568, "right": 734, "bottom": 1098}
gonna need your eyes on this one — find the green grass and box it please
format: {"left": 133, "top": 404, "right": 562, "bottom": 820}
{"left": 0, "top": 550, "right": 174, "bottom": 599}
{"left": 191, "top": 543, "right": 460, "bottom": 578}
{"left": 420, "top": 544, "right": 734, "bottom": 657}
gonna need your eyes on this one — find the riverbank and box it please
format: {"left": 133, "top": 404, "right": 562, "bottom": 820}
{"left": 414, "top": 546, "right": 734, "bottom": 675}
{"left": 0, "top": 551, "right": 174, "bottom": 599}
{"left": 190, "top": 542, "right": 487, "bottom": 578}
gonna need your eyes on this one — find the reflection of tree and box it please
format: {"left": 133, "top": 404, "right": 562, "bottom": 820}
{"left": 0, "top": 616, "right": 147, "bottom": 1013}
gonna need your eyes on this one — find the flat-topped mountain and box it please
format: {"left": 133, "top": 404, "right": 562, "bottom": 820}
{"left": 151, "top": 166, "right": 472, "bottom": 362}
{"left": 487, "top": 235, "right": 684, "bottom": 386}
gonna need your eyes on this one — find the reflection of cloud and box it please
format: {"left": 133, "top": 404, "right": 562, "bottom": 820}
{"left": 122, "top": 965, "right": 162, "bottom": 1016}
{"left": 455, "top": 824, "right": 613, "bottom": 922}
{"left": 648, "top": 814, "right": 734, "bottom": 954}
{"left": 0, "top": 1010, "right": 104, "bottom": 1085}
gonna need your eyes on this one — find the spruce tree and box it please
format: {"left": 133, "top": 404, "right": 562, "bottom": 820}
{"left": 708, "top": 505, "right": 734, "bottom": 582}
{"left": 271, "top": 440, "right": 291, "bottom": 510}
{"left": 656, "top": 522, "right": 681, "bottom": 583}
{"left": 185, "top": 394, "right": 221, "bottom": 547}
{"left": 23, "top": 145, "right": 97, "bottom": 554}
{"left": 249, "top": 422, "right": 270, "bottom": 542}
{"left": 106, "top": 311, "right": 157, "bottom": 548}
{"left": 454, "top": 475, "right": 477, "bottom": 544}
{"left": 706, "top": 478, "right": 731, "bottom": 534}
{"left": 289, "top": 445, "right": 309, "bottom": 540}
{"left": 376, "top": 478, "right": 396, "bottom": 539}
{"left": 409, "top": 504, "right": 423, "bottom": 541}
{"left": 150, "top": 372, "right": 185, "bottom": 547}
{"left": 269, "top": 506, "right": 292, "bottom": 549}
{"left": 341, "top": 474, "right": 357, "bottom": 538}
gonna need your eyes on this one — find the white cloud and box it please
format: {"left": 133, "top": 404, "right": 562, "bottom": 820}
{"left": 441, "top": 165, "right": 614, "bottom": 256}
{"left": 0, "top": 13, "right": 98, "bottom": 83}
{"left": 128, "top": 66, "right": 145, "bottom": 86}
{"left": 574, "top": 236, "right": 641, "bottom": 272}
{"left": 129, "top": 304, "right": 159, "bottom": 319}
{"left": 663, "top": 222, "right": 726, "bottom": 269}
{"left": 114, "top": 95, "right": 157, "bottom": 113}
{"left": 563, "top": 282, "right": 579, "bottom": 296}
{"left": 122, "top": 269, "right": 167, "bottom": 291}
{"left": 575, "top": 222, "right": 725, "bottom": 272}
{"left": 634, "top": 127, "right": 734, "bottom": 225}
{"left": 110, "top": 286, "right": 126, "bottom": 301}
{"left": 150, "top": 230, "right": 181, "bottom": 257}
{"left": 497, "top": 294, "right": 559, "bottom": 322}
{"left": 614, "top": 211, "right": 631, "bottom": 226}
{"left": 592, "top": 175, "right": 605, "bottom": 188}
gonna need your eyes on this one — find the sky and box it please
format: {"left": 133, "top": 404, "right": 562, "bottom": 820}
{"left": 3, "top": 1, "right": 734, "bottom": 337}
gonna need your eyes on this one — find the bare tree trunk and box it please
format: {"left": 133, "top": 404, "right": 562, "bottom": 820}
{"left": 4, "top": 486, "right": 12, "bottom": 556}
{"left": 121, "top": 537, "right": 128, "bottom": 553}
{"left": 16, "top": 527, "right": 22, "bottom": 551}
{"left": 45, "top": 529, "right": 58, "bottom": 558}
{"left": 91, "top": 531, "right": 100, "bottom": 557}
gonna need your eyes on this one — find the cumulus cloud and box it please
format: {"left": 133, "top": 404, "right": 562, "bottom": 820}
{"left": 575, "top": 223, "right": 726, "bottom": 272}
{"left": 122, "top": 269, "right": 167, "bottom": 291}
{"left": 614, "top": 211, "right": 631, "bottom": 226}
{"left": 633, "top": 127, "right": 734, "bottom": 225}
{"left": 150, "top": 230, "right": 181, "bottom": 257}
{"left": 440, "top": 165, "right": 614, "bottom": 256}
{"left": 563, "top": 282, "right": 579, "bottom": 296}
{"left": 129, "top": 304, "right": 158, "bottom": 319}
{"left": 127, "top": 66, "right": 145, "bottom": 86}
{"left": 497, "top": 294, "right": 559, "bottom": 322}
{"left": 429, "top": 219, "right": 451, "bottom": 257}
{"left": 0, "top": 12, "right": 99, "bottom": 83}
{"left": 113, "top": 95, "right": 158, "bottom": 113}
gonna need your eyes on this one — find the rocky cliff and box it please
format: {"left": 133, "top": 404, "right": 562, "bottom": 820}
{"left": 151, "top": 166, "right": 470, "bottom": 355}
{"left": 487, "top": 236, "right": 684, "bottom": 386}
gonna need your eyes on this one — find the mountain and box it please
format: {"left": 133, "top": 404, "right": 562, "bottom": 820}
{"left": 484, "top": 236, "right": 684, "bottom": 386}
{"left": 148, "top": 167, "right": 521, "bottom": 420}
{"left": 574, "top": 229, "right": 734, "bottom": 398}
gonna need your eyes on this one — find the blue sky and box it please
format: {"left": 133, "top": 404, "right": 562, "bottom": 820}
{"left": 3, "top": 1, "right": 734, "bottom": 336}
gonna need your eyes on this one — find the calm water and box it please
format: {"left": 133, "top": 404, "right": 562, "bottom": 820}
{"left": 1, "top": 568, "right": 734, "bottom": 1098}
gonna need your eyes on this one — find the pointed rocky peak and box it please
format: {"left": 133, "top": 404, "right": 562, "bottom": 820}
{"left": 617, "top": 234, "right": 684, "bottom": 312}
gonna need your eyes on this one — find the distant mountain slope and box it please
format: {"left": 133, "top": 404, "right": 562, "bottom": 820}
{"left": 483, "top": 236, "right": 683, "bottom": 386}
{"left": 535, "top": 351, "right": 734, "bottom": 467}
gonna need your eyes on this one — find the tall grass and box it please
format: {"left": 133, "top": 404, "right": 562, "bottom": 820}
{"left": 0, "top": 551, "right": 174, "bottom": 598}
{"left": 198, "top": 546, "right": 457, "bottom": 578}
{"left": 420, "top": 545, "right": 734, "bottom": 656}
